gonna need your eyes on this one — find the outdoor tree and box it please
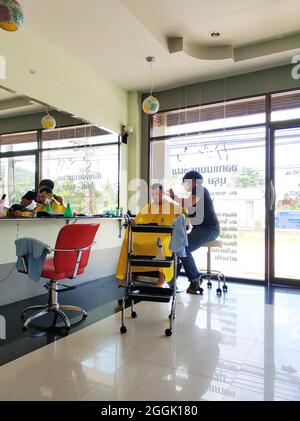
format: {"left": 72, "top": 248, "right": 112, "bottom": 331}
{"left": 235, "top": 167, "right": 264, "bottom": 188}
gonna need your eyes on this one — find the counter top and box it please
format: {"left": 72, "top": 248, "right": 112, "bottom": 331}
{"left": 0, "top": 216, "right": 124, "bottom": 222}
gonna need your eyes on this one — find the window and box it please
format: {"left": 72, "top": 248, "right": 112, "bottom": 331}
{"left": 149, "top": 87, "right": 300, "bottom": 285}
{"left": 41, "top": 125, "right": 119, "bottom": 214}
{"left": 150, "top": 95, "right": 268, "bottom": 281}
{"left": 0, "top": 155, "right": 36, "bottom": 204}
{"left": 151, "top": 96, "right": 266, "bottom": 138}
{"left": 271, "top": 90, "right": 300, "bottom": 122}
{"left": 0, "top": 124, "right": 119, "bottom": 213}
{"left": 0, "top": 131, "right": 38, "bottom": 204}
{"left": 42, "top": 144, "right": 119, "bottom": 214}
{"left": 0, "top": 131, "right": 37, "bottom": 153}
{"left": 41, "top": 125, "right": 115, "bottom": 149}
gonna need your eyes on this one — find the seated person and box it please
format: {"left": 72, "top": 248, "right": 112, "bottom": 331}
{"left": 8, "top": 202, "right": 36, "bottom": 216}
{"left": 35, "top": 187, "right": 66, "bottom": 214}
{"left": 20, "top": 179, "right": 63, "bottom": 209}
{"left": 116, "top": 183, "right": 184, "bottom": 288}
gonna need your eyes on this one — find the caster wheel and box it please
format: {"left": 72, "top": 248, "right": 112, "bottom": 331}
{"left": 168, "top": 313, "right": 175, "bottom": 320}
{"left": 207, "top": 282, "right": 212, "bottom": 289}
{"left": 131, "top": 311, "right": 137, "bottom": 318}
{"left": 216, "top": 288, "right": 222, "bottom": 296}
{"left": 199, "top": 288, "right": 204, "bottom": 295}
{"left": 165, "top": 328, "right": 172, "bottom": 336}
{"left": 120, "top": 326, "right": 127, "bottom": 334}
{"left": 223, "top": 285, "right": 228, "bottom": 292}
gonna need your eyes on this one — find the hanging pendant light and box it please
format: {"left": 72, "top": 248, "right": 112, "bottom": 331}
{"left": 41, "top": 108, "right": 56, "bottom": 130}
{"left": 142, "top": 56, "right": 160, "bottom": 115}
{"left": 0, "top": 0, "right": 24, "bottom": 32}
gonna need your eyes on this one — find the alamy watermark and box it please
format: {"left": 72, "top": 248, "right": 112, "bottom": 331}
{"left": 0, "top": 54, "right": 6, "bottom": 80}
{"left": 0, "top": 315, "right": 6, "bottom": 340}
{"left": 291, "top": 55, "right": 300, "bottom": 80}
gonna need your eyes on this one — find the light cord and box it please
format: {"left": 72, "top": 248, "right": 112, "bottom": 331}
{"left": 150, "top": 61, "right": 154, "bottom": 96}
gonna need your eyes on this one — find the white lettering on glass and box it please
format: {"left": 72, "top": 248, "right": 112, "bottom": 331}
{"left": 0, "top": 54, "right": 6, "bottom": 79}
{"left": 0, "top": 315, "right": 6, "bottom": 340}
{"left": 291, "top": 55, "right": 300, "bottom": 80}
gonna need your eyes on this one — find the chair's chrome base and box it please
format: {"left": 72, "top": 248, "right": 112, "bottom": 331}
{"left": 21, "top": 304, "right": 87, "bottom": 330}
{"left": 21, "top": 280, "right": 87, "bottom": 330}
{"left": 200, "top": 269, "right": 227, "bottom": 294}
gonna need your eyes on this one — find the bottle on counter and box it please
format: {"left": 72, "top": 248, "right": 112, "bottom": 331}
{"left": 45, "top": 201, "right": 52, "bottom": 213}
{"left": 0, "top": 194, "right": 6, "bottom": 217}
{"left": 64, "top": 201, "right": 73, "bottom": 218}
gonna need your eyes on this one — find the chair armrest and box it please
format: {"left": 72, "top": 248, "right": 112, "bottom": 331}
{"left": 47, "top": 242, "right": 95, "bottom": 254}
{"left": 47, "top": 241, "right": 96, "bottom": 278}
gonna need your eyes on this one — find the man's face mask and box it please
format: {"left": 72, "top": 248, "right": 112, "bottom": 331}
{"left": 25, "top": 200, "right": 36, "bottom": 211}
{"left": 182, "top": 179, "right": 193, "bottom": 192}
{"left": 182, "top": 178, "right": 204, "bottom": 195}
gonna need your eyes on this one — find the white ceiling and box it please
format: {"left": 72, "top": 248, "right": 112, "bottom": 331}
{"left": 0, "top": 89, "right": 12, "bottom": 101}
{"left": 121, "top": 0, "right": 300, "bottom": 48}
{"left": 0, "top": 87, "right": 46, "bottom": 118}
{"left": 22, "top": 0, "right": 300, "bottom": 92}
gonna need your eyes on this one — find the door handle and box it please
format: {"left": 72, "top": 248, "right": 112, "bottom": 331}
{"left": 269, "top": 180, "right": 276, "bottom": 211}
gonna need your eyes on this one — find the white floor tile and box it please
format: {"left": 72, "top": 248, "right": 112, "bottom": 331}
{"left": 81, "top": 358, "right": 226, "bottom": 401}
{"left": 0, "top": 340, "right": 129, "bottom": 401}
{"left": 239, "top": 342, "right": 300, "bottom": 401}
{"left": 1, "top": 283, "right": 300, "bottom": 401}
{"left": 0, "top": 380, "right": 47, "bottom": 401}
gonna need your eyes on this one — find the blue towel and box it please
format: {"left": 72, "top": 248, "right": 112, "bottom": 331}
{"left": 170, "top": 214, "right": 188, "bottom": 257}
{"left": 15, "top": 238, "right": 49, "bottom": 282}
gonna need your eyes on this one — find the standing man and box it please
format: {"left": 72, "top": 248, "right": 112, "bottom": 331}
{"left": 168, "top": 171, "right": 220, "bottom": 294}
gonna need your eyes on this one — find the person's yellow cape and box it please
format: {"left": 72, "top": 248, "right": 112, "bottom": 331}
{"left": 116, "top": 202, "right": 184, "bottom": 282}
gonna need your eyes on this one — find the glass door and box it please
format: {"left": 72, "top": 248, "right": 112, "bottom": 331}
{"left": 270, "top": 124, "right": 300, "bottom": 285}
{"left": 151, "top": 126, "right": 266, "bottom": 281}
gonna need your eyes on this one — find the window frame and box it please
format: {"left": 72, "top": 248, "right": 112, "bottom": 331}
{"left": 148, "top": 87, "right": 300, "bottom": 287}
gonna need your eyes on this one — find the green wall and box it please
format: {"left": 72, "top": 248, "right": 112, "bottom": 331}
{"left": 0, "top": 111, "right": 82, "bottom": 135}
{"left": 127, "top": 91, "right": 142, "bottom": 204}
{"left": 141, "top": 63, "right": 300, "bottom": 182}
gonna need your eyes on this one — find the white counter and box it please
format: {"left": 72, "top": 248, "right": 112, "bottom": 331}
{"left": 0, "top": 217, "right": 123, "bottom": 306}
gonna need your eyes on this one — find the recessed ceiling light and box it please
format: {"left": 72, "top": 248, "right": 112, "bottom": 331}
{"left": 210, "top": 30, "right": 221, "bottom": 38}
{"left": 145, "top": 56, "right": 155, "bottom": 63}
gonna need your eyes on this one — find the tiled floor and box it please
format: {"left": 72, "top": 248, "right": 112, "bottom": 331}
{"left": 0, "top": 281, "right": 300, "bottom": 401}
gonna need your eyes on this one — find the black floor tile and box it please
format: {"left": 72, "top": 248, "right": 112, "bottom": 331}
{"left": 0, "top": 276, "right": 123, "bottom": 366}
